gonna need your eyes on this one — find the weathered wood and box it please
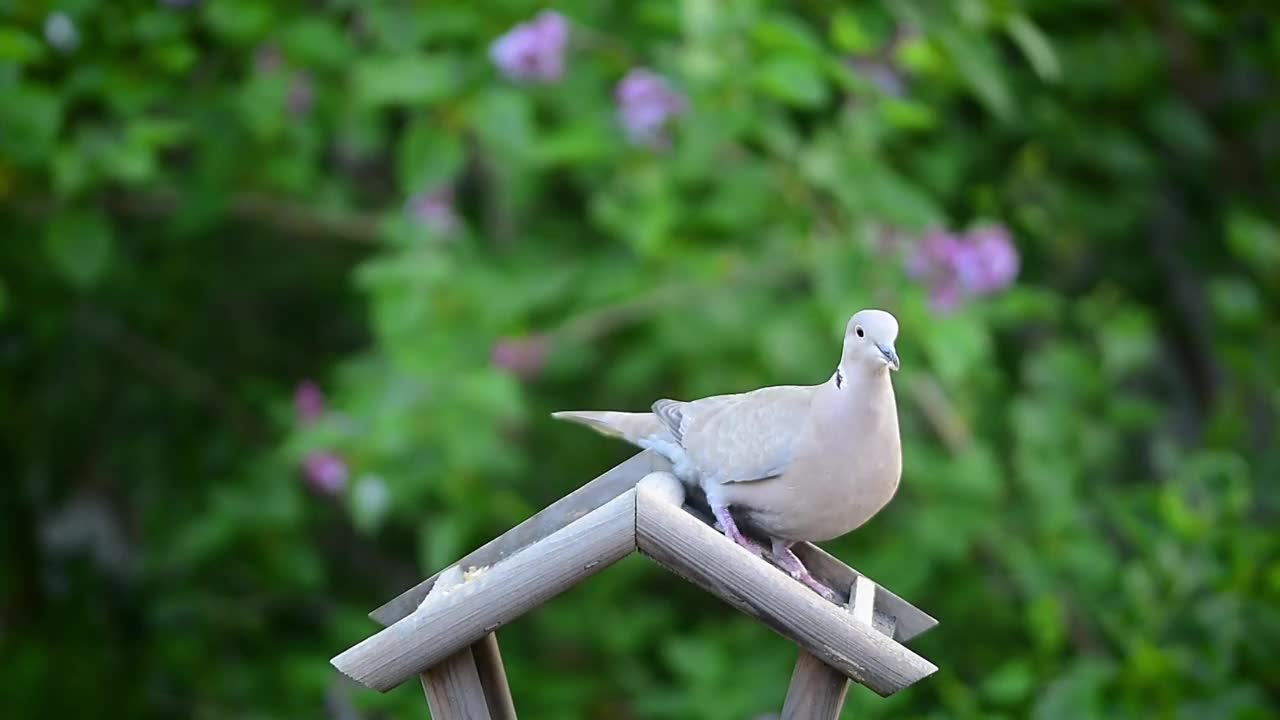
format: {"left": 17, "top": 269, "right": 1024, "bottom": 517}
{"left": 791, "top": 542, "right": 936, "bottom": 642}
{"left": 420, "top": 648, "right": 492, "bottom": 720}
{"left": 371, "top": 451, "right": 662, "bottom": 626}
{"left": 333, "top": 490, "right": 638, "bottom": 692}
{"left": 419, "top": 568, "right": 496, "bottom": 720}
{"left": 471, "top": 633, "right": 517, "bottom": 720}
{"left": 851, "top": 576, "right": 875, "bottom": 627}
{"left": 780, "top": 650, "right": 851, "bottom": 720}
{"left": 635, "top": 484, "right": 937, "bottom": 697}
{"left": 780, "top": 576, "right": 890, "bottom": 719}
{"left": 677, "top": 485, "right": 936, "bottom": 643}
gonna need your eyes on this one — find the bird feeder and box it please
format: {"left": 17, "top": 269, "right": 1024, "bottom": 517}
{"left": 331, "top": 451, "right": 938, "bottom": 718}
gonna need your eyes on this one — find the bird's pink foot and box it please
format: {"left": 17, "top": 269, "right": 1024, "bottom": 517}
{"left": 772, "top": 541, "right": 839, "bottom": 601}
{"left": 711, "top": 504, "right": 767, "bottom": 557}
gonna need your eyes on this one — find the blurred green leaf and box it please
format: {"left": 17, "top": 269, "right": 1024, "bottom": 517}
{"left": 203, "top": 0, "right": 275, "bottom": 43}
{"left": 352, "top": 55, "right": 461, "bottom": 107}
{"left": 830, "top": 9, "right": 876, "bottom": 53}
{"left": 753, "top": 56, "right": 829, "bottom": 108}
{"left": 984, "top": 659, "right": 1036, "bottom": 705}
{"left": 1226, "top": 210, "right": 1280, "bottom": 274}
{"left": 42, "top": 209, "right": 114, "bottom": 290}
{"left": 396, "top": 122, "right": 465, "bottom": 194}
{"left": 937, "top": 29, "right": 1014, "bottom": 121}
{"left": 0, "top": 84, "right": 62, "bottom": 166}
{"left": 280, "top": 18, "right": 353, "bottom": 69}
{"left": 0, "top": 26, "right": 45, "bottom": 63}
{"left": 1007, "top": 15, "right": 1061, "bottom": 82}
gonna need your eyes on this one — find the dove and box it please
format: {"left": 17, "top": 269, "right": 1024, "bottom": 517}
{"left": 552, "top": 309, "right": 903, "bottom": 599}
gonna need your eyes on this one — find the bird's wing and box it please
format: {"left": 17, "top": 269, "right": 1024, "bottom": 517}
{"left": 653, "top": 385, "right": 815, "bottom": 484}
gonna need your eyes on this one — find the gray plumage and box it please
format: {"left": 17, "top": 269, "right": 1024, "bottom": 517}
{"left": 553, "top": 309, "right": 904, "bottom": 599}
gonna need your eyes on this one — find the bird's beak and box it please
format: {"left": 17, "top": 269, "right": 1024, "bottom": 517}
{"left": 877, "top": 343, "right": 900, "bottom": 371}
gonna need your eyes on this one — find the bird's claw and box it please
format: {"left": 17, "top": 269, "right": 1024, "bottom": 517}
{"left": 772, "top": 543, "right": 840, "bottom": 601}
{"left": 795, "top": 572, "right": 839, "bottom": 601}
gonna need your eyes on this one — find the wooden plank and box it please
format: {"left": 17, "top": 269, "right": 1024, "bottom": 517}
{"left": 333, "top": 489, "right": 638, "bottom": 692}
{"left": 851, "top": 575, "right": 875, "bottom": 627}
{"left": 471, "top": 633, "right": 517, "bottom": 720}
{"left": 371, "top": 451, "right": 662, "bottom": 627}
{"left": 791, "top": 542, "right": 936, "bottom": 643}
{"left": 420, "top": 648, "right": 492, "bottom": 720}
{"left": 635, "top": 484, "right": 937, "bottom": 697}
{"left": 676, "top": 486, "right": 936, "bottom": 643}
{"left": 780, "top": 650, "right": 850, "bottom": 720}
{"left": 418, "top": 567, "right": 495, "bottom": 719}
{"left": 780, "top": 576, "right": 891, "bottom": 719}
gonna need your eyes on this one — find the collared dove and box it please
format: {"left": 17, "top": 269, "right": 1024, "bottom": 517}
{"left": 553, "top": 309, "right": 903, "bottom": 599}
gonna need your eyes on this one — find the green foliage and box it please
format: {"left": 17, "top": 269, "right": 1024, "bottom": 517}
{"left": 2, "top": 1, "right": 1278, "bottom": 718}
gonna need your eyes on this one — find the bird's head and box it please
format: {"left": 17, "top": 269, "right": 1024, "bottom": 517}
{"left": 840, "top": 309, "right": 900, "bottom": 376}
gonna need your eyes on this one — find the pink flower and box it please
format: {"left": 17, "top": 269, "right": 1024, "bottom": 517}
{"left": 491, "top": 335, "right": 550, "bottom": 380}
{"left": 489, "top": 11, "right": 570, "bottom": 82}
{"left": 301, "top": 452, "right": 348, "bottom": 495}
{"left": 965, "top": 225, "right": 1020, "bottom": 293}
{"left": 294, "top": 381, "right": 325, "bottom": 424}
{"left": 907, "top": 224, "right": 1019, "bottom": 312}
{"left": 405, "top": 185, "right": 459, "bottom": 235}
{"left": 615, "top": 68, "right": 688, "bottom": 148}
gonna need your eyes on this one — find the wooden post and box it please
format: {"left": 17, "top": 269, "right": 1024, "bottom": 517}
{"left": 417, "top": 567, "right": 496, "bottom": 719}
{"left": 780, "top": 651, "right": 850, "bottom": 720}
{"left": 780, "top": 577, "right": 898, "bottom": 719}
{"left": 420, "top": 648, "right": 493, "bottom": 720}
{"left": 471, "top": 633, "right": 518, "bottom": 720}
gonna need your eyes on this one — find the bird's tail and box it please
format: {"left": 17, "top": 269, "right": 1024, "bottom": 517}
{"left": 550, "top": 410, "right": 665, "bottom": 446}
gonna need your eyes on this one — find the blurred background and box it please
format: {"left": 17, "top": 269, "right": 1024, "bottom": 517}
{"left": 2, "top": 1, "right": 1278, "bottom": 718}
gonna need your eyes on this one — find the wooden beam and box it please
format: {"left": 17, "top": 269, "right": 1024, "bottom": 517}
{"left": 780, "top": 651, "right": 850, "bottom": 720}
{"left": 780, "top": 577, "right": 893, "bottom": 719}
{"left": 417, "top": 567, "right": 497, "bottom": 719}
{"left": 420, "top": 649, "right": 493, "bottom": 720}
{"left": 332, "top": 489, "right": 638, "bottom": 692}
{"left": 635, "top": 482, "right": 937, "bottom": 697}
{"left": 371, "top": 451, "right": 662, "bottom": 626}
{"left": 791, "top": 543, "right": 936, "bottom": 643}
{"left": 677, "top": 484, "right": 936, "bottom": 643}
{"left": 471, "top": 633, "right": 518, "bottom": 720}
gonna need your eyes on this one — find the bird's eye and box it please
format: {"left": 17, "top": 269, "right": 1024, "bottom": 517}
{"left": 855, "top": 325, "right": 865, "bottom": 338}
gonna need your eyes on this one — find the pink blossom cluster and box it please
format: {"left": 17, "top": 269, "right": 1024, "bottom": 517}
{"left": 907, "top": 225, "right": 1020, "bottom": 311}
{"left": 489, "top": 11, "right": 570, "bottom": 83}
{"left": 614, "top": 68, "right": 689, "bottom": 148}
{"left": 404, "top": 185, "right": 459, "bottom": 235}
{"left": 294, "top": 380, "right": 347, "bottom": 496}
{"left": 490, "top": 335, "right": 551, "bottom": 380}
{"left": 489, "top": 12, "right": 687, "bottom": 148}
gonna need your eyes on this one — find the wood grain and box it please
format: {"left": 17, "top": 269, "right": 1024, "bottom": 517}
{"left": 635, "top": 484, "right": 936, "bottom": 697}
{"left": 371, "top": 451, "right": 662, "bottom": 626}
{"left": 677, "top": 486, "right": 936, "bottom": 643}
{"left": 333, "top": 490, "right": 638, "bottom": 692}
{"left": 780, "top": 650, "right": 851, "bottom": 720}
{"left": 791, "top": 542, "right": 936, "bottom": 643}
{"left": 471, "top": 633, "right": 517, "bottom": 720}
{"left": 781, "top": 576, "right": 895, "bottom": 718}
{"left": 420, "top": 648, "right": 493, "bottom": 720}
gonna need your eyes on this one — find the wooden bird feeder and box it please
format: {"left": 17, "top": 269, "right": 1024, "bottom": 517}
{"left": 331, "top": 451, "right": 938, "bottom": 719}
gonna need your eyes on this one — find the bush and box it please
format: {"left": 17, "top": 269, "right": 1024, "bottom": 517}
{"left": 2, "top": 1, "right": 1277, "bottom": 718}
